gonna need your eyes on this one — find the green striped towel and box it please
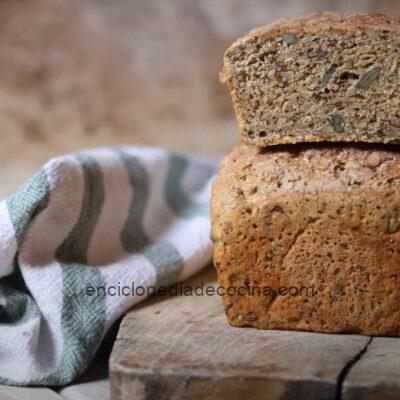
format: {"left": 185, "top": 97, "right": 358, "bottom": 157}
{"left": 0, "top": 146, "right": 217, "bottom": 386}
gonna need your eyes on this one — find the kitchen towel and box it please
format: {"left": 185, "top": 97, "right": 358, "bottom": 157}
{"left": 0, "top": 146, "right": 217, "bottom": 386}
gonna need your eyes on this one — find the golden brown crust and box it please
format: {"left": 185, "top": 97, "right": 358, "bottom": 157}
{"left": 211, "top": 143, "right": 400, "bottom": 335}
{"left": 223, "top": 12, "right": 400, "bottom": 69}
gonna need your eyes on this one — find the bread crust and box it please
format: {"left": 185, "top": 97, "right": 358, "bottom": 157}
{"left": 223, "top": 12, "right": 400, "bottom": 74}
{"left": 211, "top": 143, "right": 400, "bottom": 335}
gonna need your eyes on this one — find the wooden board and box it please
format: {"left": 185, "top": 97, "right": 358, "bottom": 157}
{"left": 0, "top": 386, "right": 63, "bottom": 400}
{"left": 343, "top": 337, "right": 400, "bottom": 400}
{"left": 110, "top": 266, "right": 400, "bottom": 400}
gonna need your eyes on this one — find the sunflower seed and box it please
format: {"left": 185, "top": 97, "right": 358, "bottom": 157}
{"left": 356, "top": 66, "right": 382, "bottom": 89}
{"left": 365, "top": 29, "right": 381, "bottom": 40}
{"left": 388, "top": 209, "right": 400, "bottom": 234}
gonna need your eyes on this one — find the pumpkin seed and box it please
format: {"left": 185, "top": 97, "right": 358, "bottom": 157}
{"left": 281, "top": 33, "right": 298, "bottom": 44}
{"left": 321, "top": 65, "right": 336, "bottom": 84}
{"left": 330, "top": 114, "right": 345, "bottom": 133}
{"left": 355, "top": 66, "right": 381, "bottom": 89}
{"left": 315, "top": 47, "right": 327, "bottom": 60}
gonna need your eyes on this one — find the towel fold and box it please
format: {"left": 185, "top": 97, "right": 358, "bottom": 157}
{"left": 0, "top": 146, "right": 217, "bottom": 386}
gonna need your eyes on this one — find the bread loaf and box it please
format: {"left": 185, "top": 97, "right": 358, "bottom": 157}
{"left": 221, "top": 12, "right": 400, "bottom": 146}
{"left": 211, "top": 142, "right": 400, "bottom": 335}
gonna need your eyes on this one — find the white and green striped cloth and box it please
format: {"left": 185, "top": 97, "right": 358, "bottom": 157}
{"left": 0, "top": 146, "right": 217, "bottom": 386}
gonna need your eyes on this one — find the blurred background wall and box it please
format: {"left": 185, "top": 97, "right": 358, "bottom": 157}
{"left": 0, "top": 0, "right": 399, "bottom": 196}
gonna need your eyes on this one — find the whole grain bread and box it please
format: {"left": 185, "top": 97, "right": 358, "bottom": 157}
{"left": 221, "top": 12, "right": 400, "bottom": 146}
{"left": 211, "top": 142, "right": 400, "bottom": 335}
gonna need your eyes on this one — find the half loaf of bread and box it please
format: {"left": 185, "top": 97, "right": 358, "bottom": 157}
{"left": 221, "top": 12, "right": 400, "bottom": 146}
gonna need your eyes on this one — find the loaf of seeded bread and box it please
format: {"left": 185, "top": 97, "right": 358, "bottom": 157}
{"left": 211, "top": 143, "right": 400, "bottom": 335}
{"left": 221, "top": 12, "right": 400, "bottom": 146}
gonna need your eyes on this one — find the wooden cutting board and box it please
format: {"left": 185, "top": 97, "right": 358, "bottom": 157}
{"left": 110, "top": 266, "right": 400, "bottom": 400}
